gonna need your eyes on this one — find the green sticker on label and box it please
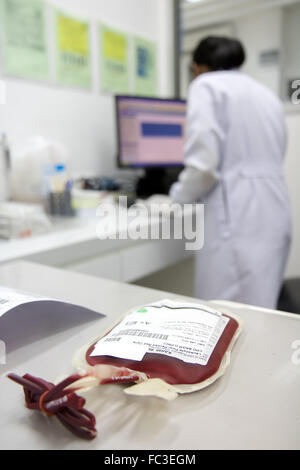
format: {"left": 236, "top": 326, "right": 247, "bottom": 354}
{"left": 137, "top": 308, "right": 148, "bottom": 313}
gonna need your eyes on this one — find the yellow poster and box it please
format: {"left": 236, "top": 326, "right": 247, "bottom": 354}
{"left": 100, "top": 25, "right": 130, "bottom": 94}
{"left": 103, "top": 29, "right": 127, "bottom": 62}
{"left": 55, "top": 11, "right": 92, "bottom": 89}
{"left": 57, "top": 15, "right": 89, "bottom": 56}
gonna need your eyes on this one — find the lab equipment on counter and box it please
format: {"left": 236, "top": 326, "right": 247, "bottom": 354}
{"left": 71, "top": 188, "right": 112, "bottom": 219}
{"left": 0, "top": 202, "right": 51, "bottom": 240}
{"left": 46, "top": 164, "right": 74, "bottom": 217}
{"left": 79, "top": 174, "right": 138, "bottom": 195}
{"left": 72, "top": 176, "right": 137, "bottom": 218}
{"left": 11, "top": 137, "right": 69, "bottom": 203}
{"left": 82, "top": 177, "right": 120, "bottom": 192}
{"left": 0, "top": 134, "right": 11, "bottom": 202}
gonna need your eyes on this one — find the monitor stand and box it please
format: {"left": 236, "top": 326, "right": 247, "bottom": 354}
{"left": 136, "top": 167, "right": 182, "bottom": 199}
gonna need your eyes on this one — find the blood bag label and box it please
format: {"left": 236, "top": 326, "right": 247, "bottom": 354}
{"left": 91, "top": 300, "right": 229, "bottom": 365}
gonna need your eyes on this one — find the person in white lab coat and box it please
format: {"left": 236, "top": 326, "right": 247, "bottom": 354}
{"left": 170, "top": 37, "right": 292, "bottom": 309}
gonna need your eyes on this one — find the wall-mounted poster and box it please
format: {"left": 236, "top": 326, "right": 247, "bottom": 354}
{"left": 134, "top": 37, "right": 157, "bottom": 96}
{"left": 99, "top": 25, "right": 130, "bottom": 94}
{"left": 55, "top": 10, "right": 92, "bottom": 89}
{"left": 0, "top": 0, "right": 49, "bottom": 81}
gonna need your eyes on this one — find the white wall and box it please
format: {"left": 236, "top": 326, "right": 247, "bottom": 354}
{"left": 180, "top": 7, "right": 284, "bottom": 98}
{"left": 235, "top": 7, "right": 283, "bottom": 96}
{"left": 0, "top": 0, "right": 175, "bottom": 177}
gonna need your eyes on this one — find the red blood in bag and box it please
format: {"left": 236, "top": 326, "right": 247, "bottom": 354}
{"left": 86, "top": 314, "right": 239, "bottom": 385}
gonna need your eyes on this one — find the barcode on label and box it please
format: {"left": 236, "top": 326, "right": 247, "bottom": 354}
{"left": 114, "top": 329, "right": 168, "bottom": 341}
{"left": 104, "top": 337, "right": 121, "bottom": 342}
{"left": 0, "top": 298, "right": 8, "bottom": 305}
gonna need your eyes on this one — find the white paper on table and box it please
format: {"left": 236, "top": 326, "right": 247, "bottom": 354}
{"left": 0, "top": 286, "right": 105, "bottom": 355}
{"left": 0, "top": 286, "right": 53, "bottom": 317}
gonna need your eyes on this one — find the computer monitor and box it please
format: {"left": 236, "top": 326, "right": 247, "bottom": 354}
{"left": 116, "top": 96, "right": 187, "bottom": 169}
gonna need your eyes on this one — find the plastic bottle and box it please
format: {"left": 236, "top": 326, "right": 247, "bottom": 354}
{"left": 48, "top": 164, "right": 73, "bottom": 216}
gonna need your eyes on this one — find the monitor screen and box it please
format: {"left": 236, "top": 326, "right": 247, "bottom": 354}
{"left": 116, "top": 96, "right": 187, "bottom": 168}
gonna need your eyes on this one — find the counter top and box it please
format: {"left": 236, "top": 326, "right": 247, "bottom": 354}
{"left": 0, "top": 204, "right": 196, "bottom": 269}
{"left": 0, "top": 217, "right": 98, "bottom": 264}
{"left": 0, "top": 261, "right": 299, "bottom": 450}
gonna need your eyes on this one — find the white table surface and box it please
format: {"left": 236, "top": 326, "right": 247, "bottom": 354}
{"left": 0, "top": 261, "right": 299, "bottom": 450}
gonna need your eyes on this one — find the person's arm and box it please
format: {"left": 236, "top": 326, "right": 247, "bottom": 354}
{"left": 170, "top": 165, "right": 218, "bottom": 204}
{"left": 170, "top": 79, "right": 224, "bottom": 204}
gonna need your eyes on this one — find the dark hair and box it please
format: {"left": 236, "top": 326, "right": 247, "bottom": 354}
{"left": 193, "top": 36, "right": 246, "bottom": 71}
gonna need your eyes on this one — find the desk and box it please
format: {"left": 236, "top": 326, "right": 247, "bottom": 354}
{"left": 0, "top": 261, "right": 299, "bottom": 450}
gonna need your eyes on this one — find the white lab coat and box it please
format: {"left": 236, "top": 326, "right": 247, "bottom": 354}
{"left": 170, "top": 71, "right": 292, "bottom": 309}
